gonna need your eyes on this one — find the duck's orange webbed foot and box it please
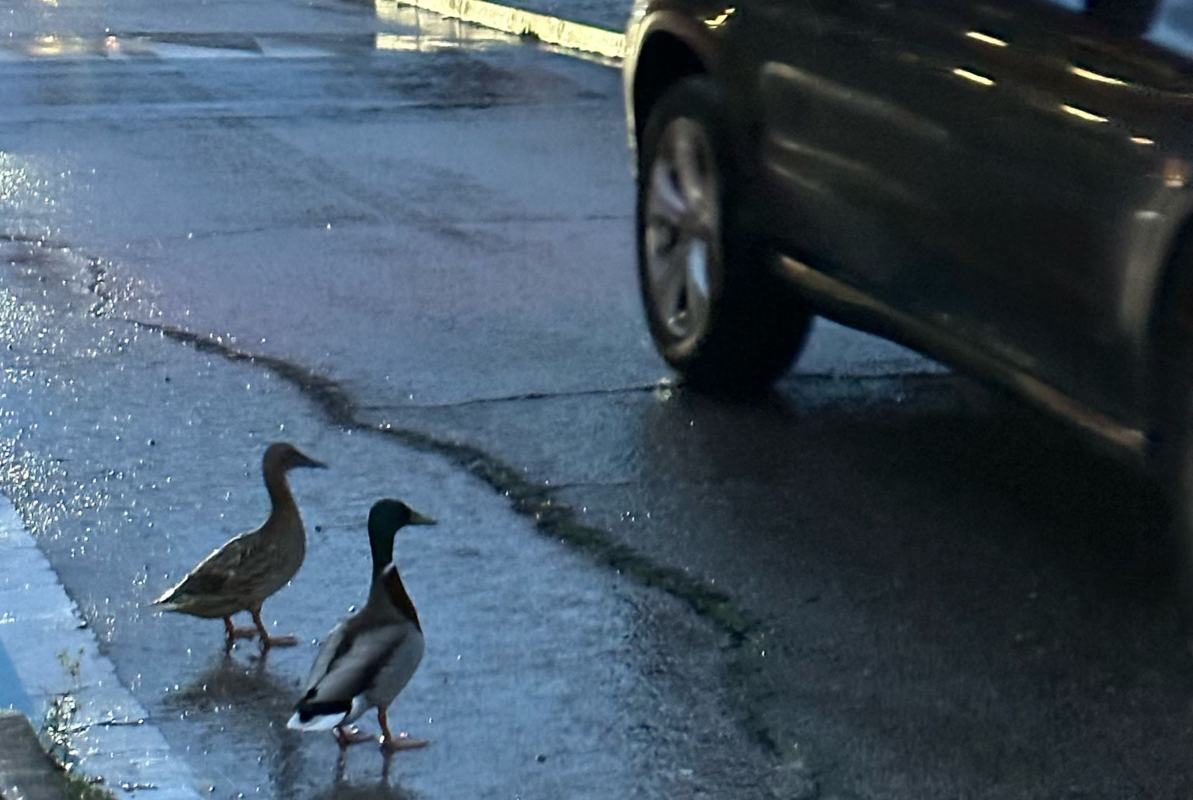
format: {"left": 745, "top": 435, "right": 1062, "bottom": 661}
{"left": 378, "top": 709, "right": 427, "bottom": 752}
{"left": 334, "top": 725, "right": 374, "bottom": 749}
{"left": 250, "top": 608, "right": 298, "bottom": 648}
{"left": 223, "top": 617, "right": 257, "bottom": 641}
{"left": 260, "top": 633, "right": 298, "bottom": 648}
{"left": 381, "top": 732, "right": 428, "bottom": 753}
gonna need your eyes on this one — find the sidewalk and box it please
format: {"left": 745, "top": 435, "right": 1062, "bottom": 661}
{"left": 0, "top": 495, "right": 200, "bottom": 799}
{"left": 492, "top": 0, "right": 630, "bottom": 30}
{"left": 390, "top": 0, "right": 631, "bottom": 60}
{"left": 0, "top": 639, "right": 34, "bottom": 719}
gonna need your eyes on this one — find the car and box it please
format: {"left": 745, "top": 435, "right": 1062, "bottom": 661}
{"left": 623, "top": 0, "right": 1193, "bottom": 560}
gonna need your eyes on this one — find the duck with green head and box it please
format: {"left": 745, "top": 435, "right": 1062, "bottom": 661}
{"left": 288, "top": 498, "right": 435, "bottom": 751}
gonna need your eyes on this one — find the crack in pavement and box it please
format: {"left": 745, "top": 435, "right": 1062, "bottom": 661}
{"left": 128, "top": 319, "right": 758, "bottom": 639}
{"left": 361, "top": 382, "right": 668, "bottom": 410}
{"left": 357, "top": 373, "right": 959, "bottom": 413}
{"left": 130, "top": 315, "right": 834, "bottom": 793}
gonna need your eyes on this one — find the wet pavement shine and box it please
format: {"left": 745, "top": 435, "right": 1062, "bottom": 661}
{"left": 2, "top": 0, "right": 1193, "bottom": 799}
{"left": 0, "top": 237, "right": 777, "bottom": 798}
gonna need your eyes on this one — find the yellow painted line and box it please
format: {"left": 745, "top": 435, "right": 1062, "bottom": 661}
{"left": 390, "top": 0, "right": 627, "bottom": 60}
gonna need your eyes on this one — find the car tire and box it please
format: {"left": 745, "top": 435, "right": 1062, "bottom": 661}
{"left": 1166, "top": 413, "right": 1193, "bottom": 643}
{"left": 1152, "top": 248, "right": 1193, "bottom": 628}
{"left": 1165, "top": 357, "right": 1193, "bottom": 609}
{"left": 635, "top": 76, "right": 811, "bottom": 393}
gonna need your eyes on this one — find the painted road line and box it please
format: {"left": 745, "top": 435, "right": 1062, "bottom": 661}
{"left": 0, "top": 495, "right": 201, "bottom": 799}
{"left": 389, "top": 0, "right": 627, "bottom": 60}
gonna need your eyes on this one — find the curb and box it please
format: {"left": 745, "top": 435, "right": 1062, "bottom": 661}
{"left": 0, "top": 640, "right": 34, "bottom": 719}
{"left": 0, "top": 495, "right": 201, "bottom": 799}
{"left": 0, "top": 712, "right": 68, "bottom": 800}
{"left": 391, "top": 0, "right": 627, "bottom": 60}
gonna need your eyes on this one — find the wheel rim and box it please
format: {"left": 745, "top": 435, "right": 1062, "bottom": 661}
{"left": 643, "top": 116, "right": 720, "bottom": 344}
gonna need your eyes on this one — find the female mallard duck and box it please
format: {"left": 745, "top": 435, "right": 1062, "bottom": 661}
{"left": 287, "top": 498, "right": 435, "bottom": 751}
{"left": 153, "top": 442, "right": 326, "bottom": 648}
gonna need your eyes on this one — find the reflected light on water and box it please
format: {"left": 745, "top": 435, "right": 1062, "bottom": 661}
{"left": 0, "top": 152, "right": 31, "bottom": 205}
{"left": 374, "top": 32, "right": 461, "bottom": 53}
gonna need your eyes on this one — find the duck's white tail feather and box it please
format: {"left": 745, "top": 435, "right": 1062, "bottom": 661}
{"left": 286, "top": 710, "right": 346, "bottom": 731}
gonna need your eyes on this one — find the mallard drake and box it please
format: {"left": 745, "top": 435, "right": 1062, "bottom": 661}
{"left": 287, "top": 498, "right": 435, "bottom": 751}
{"left": 153, "top": 442, "right": 326, "bottom": 648}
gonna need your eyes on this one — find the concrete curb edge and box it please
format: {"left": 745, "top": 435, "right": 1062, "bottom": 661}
{"left": 0, "top": 494, "right": 201, "bottom": 799}
{"left": 0, "top": 711, "right": 68, "bottom": 800}
{"left": 389, "top": 0, "right": 627, "bottom": 60}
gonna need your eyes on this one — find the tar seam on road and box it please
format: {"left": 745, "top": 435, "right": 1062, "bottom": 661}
{"left": 362, "top": 382, "right": 667, "bottom": 411}
{"left": 130, "top": 320, "right": 754, "bottom": 635}
{"left": 128, "top": 318, "right": 792, "bottom": 762}
{"left": 359, "top": 371, "right": 960, "bottom": 412}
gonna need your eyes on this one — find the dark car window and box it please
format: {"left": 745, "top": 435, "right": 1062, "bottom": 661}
{"left": 1151, "top": 0, "right": 1193, "bottom": 54}
{"left": 1085, "top": 0, "right": 1160, "bottom": 34}
{"left": 1040, "top": 1, "right": 1165, "bottom": 36}
{"left": 1067, "top": 0, "right": 1193, "bottom": 83}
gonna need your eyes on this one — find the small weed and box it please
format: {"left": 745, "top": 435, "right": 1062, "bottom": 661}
{"left": 41, "top": 649, "right": 83, "bottom": 765}
{"left": 64, "top": 770, "right": 116, "bottom": 800}
{"left": 39, "top": 649, "right": 117, "bottom": 800}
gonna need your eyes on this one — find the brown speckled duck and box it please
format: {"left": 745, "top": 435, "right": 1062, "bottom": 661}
{"left": 153, "top": 442, "right": 325, "bottom": 647}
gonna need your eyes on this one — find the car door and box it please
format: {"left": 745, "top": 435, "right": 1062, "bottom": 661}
{"left": 883, "top": 0, "right": 1187, "bottom": 425}
{"left": 738, "top": 0, "right": 953, "bottom": 300}
{"left": 740, "top": 0, "right": 1193, "bottom": 425}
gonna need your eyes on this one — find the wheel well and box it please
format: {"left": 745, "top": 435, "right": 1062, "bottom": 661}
{"left": 632, "top": 33, "right": 706, "bottom": 139}
{"left": 1147, "top": 214, "right": 1193, "bottom": 455}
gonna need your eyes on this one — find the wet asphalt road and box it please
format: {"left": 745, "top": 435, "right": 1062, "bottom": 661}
{"left": 3, "top": 0, "right": 1193, "bottom": 798}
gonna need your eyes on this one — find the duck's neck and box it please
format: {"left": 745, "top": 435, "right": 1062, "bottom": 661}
{"left": 367, "top": 533, "right": 420, "bottom": 630}
{"left": 264, "top": 467, "right": 298, "bottom": 523}
{"left": 369, "top": 528, "right": 396, "bottom": 579}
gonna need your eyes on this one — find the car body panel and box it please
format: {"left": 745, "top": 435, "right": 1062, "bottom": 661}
{"left": 626, "top": 0, "right": 1193, "bottom": 461}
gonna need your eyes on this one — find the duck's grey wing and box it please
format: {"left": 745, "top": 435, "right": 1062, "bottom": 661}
{"left": 300, "top": 618, "right": 352, "bottom": 693}
{"left": 289, "top": 620, "right": 416, "bottom": 728}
